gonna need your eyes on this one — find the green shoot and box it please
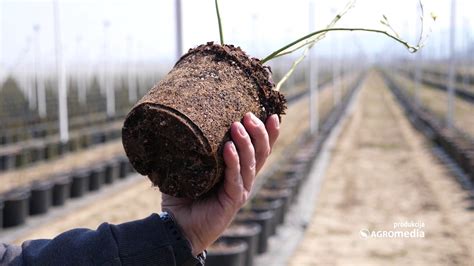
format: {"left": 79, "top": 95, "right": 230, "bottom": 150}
{"left": 215, "top": 0, "right": 224, "bottom": 45}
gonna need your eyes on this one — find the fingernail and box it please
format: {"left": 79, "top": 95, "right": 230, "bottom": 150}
{"left": 237, "top": 123, "right": 247, "bottom": 136}
{"left": 273, "top": 115, "right": 280, "bottom": 129}
{"left": 228, "top": 142, "right": 236, "bottom": 154}
{"left": 249, "top": 113, "right": 261, "bottom": 126}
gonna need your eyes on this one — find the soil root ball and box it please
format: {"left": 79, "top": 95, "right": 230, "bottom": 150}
{"left": 122, "top": 42, "right": 286, "bottom": 198}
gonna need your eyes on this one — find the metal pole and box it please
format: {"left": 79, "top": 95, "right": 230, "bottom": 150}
{"left": 34, "top": 25, "right": 47, "bottom": 118}
{"left": 414, "top": 50, "right": 422, "bottom": 107}
{"left": 53, "top": 0, "right": 69, "bottom": 143}
{"left": 308, "top": 0, "right": 318, "bottom": 134}
{"left": 127, "top": 36, "right": 137, "bottom": 103}
{"left": 76, "top": 36, "right": 87, "bottom": 105}
{"left": 25, "top": 37, "right": 36, "bottom": 111}
{"left": 103, "top": 20, "right": 115, "bottom": 117}
{"left": 175, "top": 0, "right": 183, "bottom": 60}
{"left": 332, "top": 37, "right": 338, "bottom": 107}
{"left": 462, "top": 18, "right": 469, "bottom": 88}
{"left": 446, "top": 0, "right": 456, "bottom": 129}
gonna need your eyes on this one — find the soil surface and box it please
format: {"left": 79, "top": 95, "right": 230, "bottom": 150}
{"left": 290, "top": 71, "right": 474, "bottom": 266}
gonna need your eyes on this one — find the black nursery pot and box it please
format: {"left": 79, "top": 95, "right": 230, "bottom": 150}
{"left": 222, "top": 223, "right": 261, "bottom": 266}
{"left": 251, "top": 198, "right": 284, "bottom": 234}
{"left": 206, "top": 239, "right": 248, "bottom": 266}
{"left": 104, "top": 160, "right": 120, "bottom": 184}
{"left": 263, "top": 177, "right": 300, "bottom": 202}
{"left": 70, "top": 169, "right": 90, "bottom": 198}
{"left": 0, "top": 197, "right": 4, "bottom": 230}
{"left": 234, "top": 210, "right": 274, "bottom": 254}
{"left": 59, "top": 141, "right": 70, "bottom": 156}
{"left": 29, "top": 144, "right": 45, "bottom": 164}
{"left": 0, "top": 154, "right": 15, "bottom": 171}
{"left": 29, "top": 180, "right": 54, "bottom": 215}
{"left": 256, "top": 188, "right": 292, "bottom": 219}
{"left": 52, "top": 174, "right": 72, "bottom": 206}
{"left": 2, "top": 188, "right": 30, "bottom": 228}
{"left": 88, "top": 164, "right": 105, "bottom": 191}
{"left": 117, "top": 156, "right": 132, "bottom": 178}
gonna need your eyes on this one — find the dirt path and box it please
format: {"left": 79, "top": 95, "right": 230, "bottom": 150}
{"left": 290, "top": 71, "right": 474, "bottom": 266}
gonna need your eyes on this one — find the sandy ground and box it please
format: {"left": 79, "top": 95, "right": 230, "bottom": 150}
{"left": 10, "top": 76, "right": 359, "bottom": 244}
{"left": 290, "top": 71, "right": 474, "bottom": 266}
{"left": 391, "top": 73, "right": 474, "bottom": 137}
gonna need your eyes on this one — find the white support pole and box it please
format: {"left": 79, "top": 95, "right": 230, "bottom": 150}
{"left": 446, "top": 0, "right": 456, "bottom": 129}
{"left": 34, "top": 25, "right": 47, "bottom": 118}
{"left": 76, "top": 36, "right": 87, "bottom": 105}
{"left": 25, "top": 37, "right": 37, "bottom": 111}
{"left": 462, "top": 18, "right": 469, "bottom": 88}
{"left": 308, "top": 0, "right": 318, "bottom": 134}
{"left": 175, "top": 0, "right": 183, "bottom": 60}
{"left": 127, "top": 36, "right": 137, "bottom": 103}
{"left": 332, "top": 38, "right": 338, "bottom": 107}
{"left": 103, "top": 20, "right": 115, "bottom": 117}
{"left": 54, "top": 0, "right": 69, "bottom": 143}
{"left": 414, "top": 50, "right": 422, "bottom": 107}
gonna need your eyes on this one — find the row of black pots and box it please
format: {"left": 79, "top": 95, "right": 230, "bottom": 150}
{"left": 383, "top": 72, "right": 474, "bottom": 182}
{"left": 0, "top": 112, "right": 125, "bottom": 147}
{"left": 401, "top": 68, "right": 474, "bottom": 101}
{"left": 0, "top": 127, "right": 122, "bottom": 172}
{"left": 0, "top": 155, "right": 134, "bottom": 230}
{"left": 205, "top": 75, "right": 363, "bottom": 266}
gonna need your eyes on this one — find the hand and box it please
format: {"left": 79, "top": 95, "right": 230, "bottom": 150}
{"left": 161, "top": 113, "right": 280, "bottom": 255}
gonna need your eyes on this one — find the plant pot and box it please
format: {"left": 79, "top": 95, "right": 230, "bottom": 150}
{"left": 44, "top": 142, "right": 55, "bottom": 160}
{"left": 79, "top": 134, "right": 90, "bottom": 149}
{"left": 90, "top": 131, "right": 106, "bottom": 145}
{"left": 104, "top": 160, "right": 120, "bottom": 184}
{"left": 263, "top": 177, "right": 300, "bottom": 201}
{"left": 57, "top": 142, "right": 69, "bottom": 156}
{"left": 88, "top": 164, "right": 106, "bottom": 191}
{"left": 70, "top": 169, "right": 90, "bottom": 198}
{"left": 251, "top": 198, "right": 284, "bottom": 234}
{"left": 2, "top": 188, "right": 30, "bottom": 228}
{"left": 222, "top": 222, "right": 261, "bottom": 266}
{"left": 122, "top": 43, "right": 286, "bottom": 199}
{"left": 67, "top": 138, "right": 80, "bottom": 152}
{"left": 234, "top": 210, "right": 274, "bottom": 254}
{"left": 29, "top": 180, "right": 54, "bottom": 215}
{"left": 52, "top": 174, "right": 72, "bottom": 206}
{"left": 256, "top": 188, "right": 292, "bottom": 218}
{"left": 0, "top": 154, "right": 13, "bottom": 171}
{"left": 206, "top": 239, "right": 247, "bottom": 266}
{"left": 14, "top": 150, "right": 26, "bottom": 168}
{"left": 0, "top": 197, "right": 4, "bottom": 230}
{"left": 117, "top": 156, "right": 129, "bottom": 178}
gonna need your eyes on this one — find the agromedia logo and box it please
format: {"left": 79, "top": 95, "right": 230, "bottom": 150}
{"left": 360, "top": 221, "right": 425, "bottom": 239}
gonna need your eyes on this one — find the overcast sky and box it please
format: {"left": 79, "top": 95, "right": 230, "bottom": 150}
{"left": 0, "top": 0, "right": 473, "bottom": 78}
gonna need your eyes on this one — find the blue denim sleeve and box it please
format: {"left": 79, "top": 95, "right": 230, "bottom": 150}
{"left": 0, "top": 214, "right": 178, "bottom": 265}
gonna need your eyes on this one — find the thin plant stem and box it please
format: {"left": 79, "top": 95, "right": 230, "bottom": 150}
{"left": 215, "top": 0, "right": 224, "bottom": 45}
{"left": 262, "top": 27, "right": 420, "bottom": 64}
{"left": 275, "top": 47, "right": 309, "bottom": 91}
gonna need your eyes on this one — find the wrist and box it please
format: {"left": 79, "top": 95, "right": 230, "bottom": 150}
{"left": 159, "top": 211, "right": 207, "bottom": 262}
